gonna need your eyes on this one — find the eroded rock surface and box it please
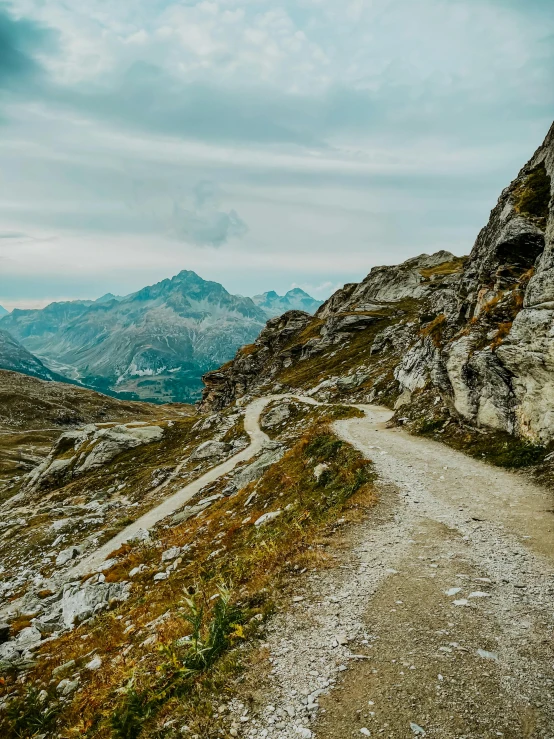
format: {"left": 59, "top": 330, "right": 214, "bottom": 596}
{"left": 201, "top": 122, "right": 554, "bottom": 444}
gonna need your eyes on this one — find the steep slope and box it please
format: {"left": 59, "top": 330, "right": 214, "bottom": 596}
{"left": 0, "top": 305, "right": 7, "bottom": 317}
{"left": 252, "top": 288, "right": 323, "bottom": 317}
{"left": 202, "top": 122, "right": 554, "bottom": 449}
{"left": 0, "top": 329, "right": 70, "bottom": 383}
{"left": 1, "top": 271, "right": 268, "bottom": 403}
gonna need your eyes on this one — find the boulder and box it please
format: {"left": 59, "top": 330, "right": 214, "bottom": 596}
{"left": 190, "top": 440, "right": 230, "bottom": 461}
{"left": 27, "top": 423, "right": 164, "bottom": 489}
{"left": 255, "top": 510, "right": 282, "bottom": 527}
{"left": 61, "top": 580, "right": 131, "bottom": 628}
{"left": 232, "top": 445, "right": 285, "bottom": 490}
{"left": 56, "top": 546, "right": 82, "bottom": 567}
{"left": 261, "top": 404, "right": 291, "bottom": 429}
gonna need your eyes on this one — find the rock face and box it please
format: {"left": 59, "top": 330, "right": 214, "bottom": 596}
{"left": 202, "top": 122, "right": 554, "bottom": 444}
{"left": 27, "top": 422, "right": 164, "bottom": 489}
{"left": 0, "top": 271, "right": 268, "bottom": 403}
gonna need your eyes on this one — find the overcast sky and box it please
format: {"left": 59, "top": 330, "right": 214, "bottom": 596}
{"left": 0, "top": 0, "right": 553, "bottom": 310}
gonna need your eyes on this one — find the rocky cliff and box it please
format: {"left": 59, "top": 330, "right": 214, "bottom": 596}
{"left": 202, "top": 122, "right": 554, "bottom": 446}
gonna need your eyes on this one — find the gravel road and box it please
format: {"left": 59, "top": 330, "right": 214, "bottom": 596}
{"left": 230, "top": 404, "right": 554, "bottom": 739}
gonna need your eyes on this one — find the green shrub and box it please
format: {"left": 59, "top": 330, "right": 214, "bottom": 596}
{"left": 3, "top": 687, "right": 60, "bottom": 738}
{"left": 110, "top": 585, "right": 245, "bottom": 739}
{"left": 513, "top": 163, "right": 551, "bottom": 227}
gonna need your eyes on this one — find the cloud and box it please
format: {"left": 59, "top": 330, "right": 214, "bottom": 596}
{"left": 0, "top": 6, "right": 56, "bottom": 88}
{"left": 0, "top": 0, "right": 552, "bottom": 303}
{"left": 169, "top": 181, "right": 248, "bottom": 246}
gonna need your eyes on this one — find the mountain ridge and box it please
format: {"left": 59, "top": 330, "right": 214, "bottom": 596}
{"left": 202, "top": 122, "right": 554, "bottom": 450}
{"left": 0, "top": 272, "right": 322, "bottom": 403}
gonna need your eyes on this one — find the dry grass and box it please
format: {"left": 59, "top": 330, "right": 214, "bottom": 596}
{"left": 490, "top": 322, "right": 513, "bottom": 351}
{"left": 419, "top": 257, "right": 466, "bottom": 280}
{"left": 0, "top": 410, "right": 378, "bottom": 739}
{"left": 419, "top": 313, "right": 446, "bottom": 347}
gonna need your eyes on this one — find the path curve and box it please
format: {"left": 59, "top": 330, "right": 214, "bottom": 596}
{"left": 69, "top": 394, "right": 319, "bottom": 578}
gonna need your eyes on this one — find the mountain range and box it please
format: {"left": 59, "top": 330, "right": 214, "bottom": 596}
{"left": 0, "top": 305, "right": 7, "bottom": 317}
{"left": 0, "top": 275, "right": 320, "bottom": 403}
{"left": 252, "top": 288, "right": 322, "bottom": 317}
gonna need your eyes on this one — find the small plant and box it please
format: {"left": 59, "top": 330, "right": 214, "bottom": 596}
{"left": 111, "top": 681, "right": 149, "bottom": 739}
{"left": 176, "top": 584, "right": 245, "bottom": 675}
{"left": 512, "top": 163, "right": 551, "bottom": 228}
{"left": 110, "top": 585, "right": 245, "bottom": 739}
{"left": 2, "top": 687, "right": 60, "bottom": 738}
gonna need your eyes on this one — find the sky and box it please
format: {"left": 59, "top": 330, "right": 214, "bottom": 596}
{"left": 0, "top": 0, "right": 553, "bottom": 310}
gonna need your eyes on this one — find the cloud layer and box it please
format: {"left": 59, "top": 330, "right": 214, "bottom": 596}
{"left": 0, "top": 0, "right": 552, "bottom": 304}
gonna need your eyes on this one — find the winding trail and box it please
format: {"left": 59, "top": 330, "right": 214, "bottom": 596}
{"left": 65, "top": 394, "right": 554, "bottom": 736}
{"left": 69, "top": 394, "right": 318, "bottom": 578}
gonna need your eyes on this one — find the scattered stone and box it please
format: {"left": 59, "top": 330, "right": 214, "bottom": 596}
{"left": 56, "top": 546, "right": 81, "bottom": 566}
{"left": 444, "top": 587, "right": 462, "bottom": 597}
{"left": 52, "top": 659, "right": 76, "bottom": 678}
{"left": 452, "top": 599, "right": 469, "bottom": 606}
{"left": 477, "top": 649, "right": 499, "bottom": 661}
{"left": 153, "top": 572, "right": 169, "bottom": 582}
{"left": 161, "top": 546, "right": 181, "bottom": 562}
{"left": 57, "top": 678, "right": 79, "bottom": 696}
{"left": 190, "top": 440, "right": 230, "bottom": 461}
{"left": 129, "top": 564, "right": 146, "bottom": 577}
{"left": 410, "top": 723, "right": 426, "bottom": 736}
{"left": 314, "top": 463, "right": 329, "bottom": 481}
{"left": 85, "top": 655, "right": 102, "bottom": 670}
{"left": 468, "top": 591, "right": 491, "bottom": 598}
{"left": 255, "top": 510, "right": 283, "bottom": 527}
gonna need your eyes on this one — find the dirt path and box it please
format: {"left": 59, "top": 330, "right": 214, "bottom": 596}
{"left": 57, "top": 396, "right": 554, "bottom": 736}
{"left": 230, "top": 403, "right": 554, "bottom": 739}
{"left": 68, "top": 395, "right": 319, "bottom": 579}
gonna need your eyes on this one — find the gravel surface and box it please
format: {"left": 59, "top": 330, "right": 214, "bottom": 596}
{"left": 228, "top": 405, "right": 554, "bottom": 739}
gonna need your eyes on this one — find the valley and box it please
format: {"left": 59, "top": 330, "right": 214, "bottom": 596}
{"left": 0, "top": 123, "right": 553, "bottom": 739}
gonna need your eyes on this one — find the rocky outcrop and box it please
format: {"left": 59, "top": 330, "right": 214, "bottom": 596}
{"left": 201, "top": 122, "right": 554, "bottom": 445}
{"left": 433, "top": 122, "right": 553, "bottom": 441}
{"left": 26, "top": 422, "right": 164, "bottom": 489}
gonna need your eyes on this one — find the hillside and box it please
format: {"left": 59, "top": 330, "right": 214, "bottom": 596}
{"left": 202, "top": 123, "right": 554, "bottom": 457}
{"left": 0, "top": 272, "right": 268, "bottom": 404}
{"left": 0, "top": 369, "right": 179, "bottom": 490}
{"left": 0, "top": 329, "right": 71, "bottom": 383}
{"left": 0, "top": 124, "right": 553, "bottom": 739}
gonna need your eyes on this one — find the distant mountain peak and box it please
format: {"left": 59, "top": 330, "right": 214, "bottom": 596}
{"left": 96, "top": 293, "right": 124, "bottom": 304}
{"left": 252, "top": 288, "right": 323, "bottom": 318}
{"left": 0, "top": 305, "right": 8, "bottom": 317}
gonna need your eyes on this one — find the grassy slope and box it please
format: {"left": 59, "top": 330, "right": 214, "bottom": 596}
{"left": 0, "top": 404, "right": 377, "bottom": 739}
{"left": 0, "top": 369, "right": 192, "bottom": 491}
